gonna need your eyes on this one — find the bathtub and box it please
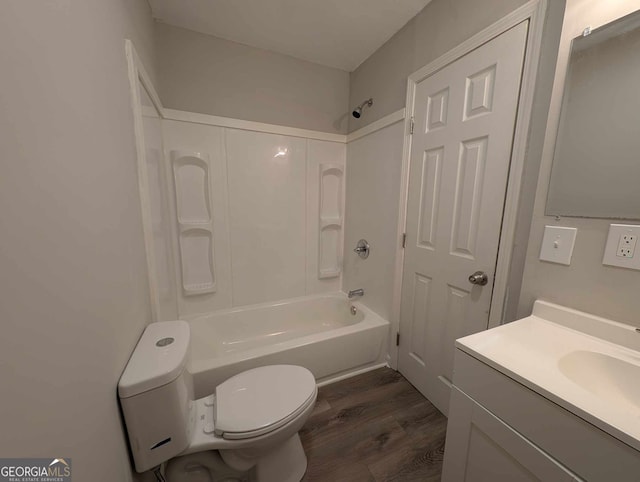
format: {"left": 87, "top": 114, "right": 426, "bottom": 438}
{"left": 185, "top": 293, "right": 389, "bottom": 398}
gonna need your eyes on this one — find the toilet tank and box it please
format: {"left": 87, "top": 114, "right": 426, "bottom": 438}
{"left": 118, "top": 320, "right": 194, "bottom": 473}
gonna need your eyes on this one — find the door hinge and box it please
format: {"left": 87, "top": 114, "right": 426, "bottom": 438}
{"left": 409, "top": 117, "right": 414, "bottom": 135}
{"left": 396, "top": 332, "right": 400, "bottom": 346}
{"left": 402, "top": 233, "right": 407, "bottom": 248}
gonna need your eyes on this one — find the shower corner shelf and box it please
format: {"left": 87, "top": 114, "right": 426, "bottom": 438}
{"left": 319, "top": 267, "right": 341, "bottom": 279}
{"left": 320, "top": 217, "right": 342, "bottom": 229}
{"left": 183, "top": 281, "right": 216, "bottom": 296}
{"left": 171, "top": 150, "right": 217, "bottom": 297}
{"left": 318, "top": 163, "right": 344, "bottom": 280}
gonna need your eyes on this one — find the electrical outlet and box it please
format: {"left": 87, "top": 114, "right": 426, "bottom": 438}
{"left": 617, "top": 234, "right": 637, "bottom": 258}
{"left": 603, "top": 224, "right": 640, "bottom": 270}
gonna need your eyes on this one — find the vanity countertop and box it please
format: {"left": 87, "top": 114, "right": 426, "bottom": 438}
{"left": 456, "top": 300, "right": 640, "bottom": 452}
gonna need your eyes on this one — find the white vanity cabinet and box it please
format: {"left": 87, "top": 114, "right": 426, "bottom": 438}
{"left": 441, "top": 301, "right": 640, "bottom": 482}
{"left": 443, "top": 352, "right": 581, "bottom": 481}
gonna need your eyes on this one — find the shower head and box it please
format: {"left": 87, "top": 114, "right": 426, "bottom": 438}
{"left": 352, "top": 98, "right": 373, "bottom": 119}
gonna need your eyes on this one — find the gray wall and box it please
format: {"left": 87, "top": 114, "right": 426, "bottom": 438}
{"left": 0, "top": 0, "right": 155, "bottom": 480}
{"left": 348, "top": 0, "right": 530, "bottom": 132}
{"left": 155, "top": 23, "right": 351, "bottom": 134}
{"left": 517, "top": 0, "right": 640, "bottom": 325}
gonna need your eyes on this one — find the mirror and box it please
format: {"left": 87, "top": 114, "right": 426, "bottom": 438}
{"left": 546, "top": 10, "right": 640, "bottom": 219}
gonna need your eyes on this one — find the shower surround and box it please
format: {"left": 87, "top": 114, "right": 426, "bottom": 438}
{"left": 146, "top": 116, "right": 346, "bottom": 319}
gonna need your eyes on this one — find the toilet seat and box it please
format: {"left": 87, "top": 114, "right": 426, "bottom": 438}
{"left": 220, "top": 389, "right": 316, "bottom": 440}
{"left": 214, "top": 365, "right": 317, "bottom": 440}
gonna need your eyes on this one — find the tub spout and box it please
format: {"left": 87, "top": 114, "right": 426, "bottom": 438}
{"left": 348, "top": 289, "right": 364, "bottom": 299}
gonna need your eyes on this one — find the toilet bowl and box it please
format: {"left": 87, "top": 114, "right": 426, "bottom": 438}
{"left": 118, "top": 320, "right": 317, "bottom": 482}
{"left": 173, "top": 364, "right": 317, "bottom": 482}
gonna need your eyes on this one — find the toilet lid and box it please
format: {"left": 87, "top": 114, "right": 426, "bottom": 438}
{"left": 214, "top": 365, "right": 316, "bottom": 440}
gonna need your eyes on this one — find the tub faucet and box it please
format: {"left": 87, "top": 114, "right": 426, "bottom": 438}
{"left": 348, "top": 288, "right": 364, "bottom": 299}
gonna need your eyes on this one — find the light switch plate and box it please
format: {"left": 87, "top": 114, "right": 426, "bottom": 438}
{"left": 539, "top": 226, "right": 577, "bottom": 265}
{"left": 603, "top": 224, "right": 640, "bottom": 270}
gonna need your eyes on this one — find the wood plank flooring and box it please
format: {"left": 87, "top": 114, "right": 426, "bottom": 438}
{"left": 300, "top": 367, "right": 448, "bottom": 482}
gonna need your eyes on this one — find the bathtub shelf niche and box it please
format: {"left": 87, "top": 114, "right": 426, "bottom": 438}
{"left": 318, "top": 164, "right": 343, "bottom": 279}
{"left": 171, "top": 150, "right": 216, "bottom": 296}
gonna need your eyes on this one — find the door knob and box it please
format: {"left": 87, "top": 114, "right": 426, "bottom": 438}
{"left": 468, "top": 271, "right": 488, "bottom": 286}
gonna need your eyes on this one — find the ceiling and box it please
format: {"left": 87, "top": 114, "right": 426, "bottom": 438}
{"left": 148, "top": 0, "right": 432, "bottom": 71}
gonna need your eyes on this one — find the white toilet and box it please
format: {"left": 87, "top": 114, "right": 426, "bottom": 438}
{"left": 118, "top": 320, "right": 317, "bottom": 482}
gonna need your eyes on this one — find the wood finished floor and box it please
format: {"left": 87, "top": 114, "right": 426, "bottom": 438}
{"left": 300, "top": 367, "right": 448, "bottom": 482}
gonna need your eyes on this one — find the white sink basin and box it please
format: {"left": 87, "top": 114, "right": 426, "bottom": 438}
{"left": 456, "top": 300, "right": 640, "bottom": 451}
{"left": 559, "top": 350, "right": 640, "bottom": 415}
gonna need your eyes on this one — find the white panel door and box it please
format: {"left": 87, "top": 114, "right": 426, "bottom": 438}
{"left": 399, "top": 22, "right": 528, "bottom": 414}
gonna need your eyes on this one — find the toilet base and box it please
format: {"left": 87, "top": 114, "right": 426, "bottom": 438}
{"left": 252, "top": 434, "right": 307, "bottom": 482}
{"left": 167, "top": 434, "right": 308, "bottom": 482}
{"left": 165, "top": 451, "right": 248, "bottom": 482}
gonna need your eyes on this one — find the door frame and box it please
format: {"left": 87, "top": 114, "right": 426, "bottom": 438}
{"left": 389, "top": 0, "right": 548, "bottom": 369}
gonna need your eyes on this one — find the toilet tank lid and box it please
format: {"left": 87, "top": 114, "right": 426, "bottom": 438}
{"left": 118, "top": 320, "right": 190, "bottom": 399}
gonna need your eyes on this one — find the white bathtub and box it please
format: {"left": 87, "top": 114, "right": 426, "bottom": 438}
{"left": 185, "top": 293, "right": 389, "bottom": 398}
